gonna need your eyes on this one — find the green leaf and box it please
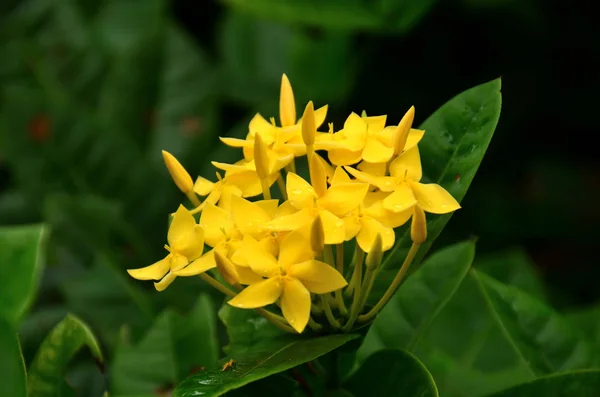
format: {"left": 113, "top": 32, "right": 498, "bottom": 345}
{"left": 359, "top": 241, "right": 475, "bottom": 361}
{"left": 471, "top": 269, "right": 592, "bottom": 375}
{"left": 344, "top": 349, "right": 438, "bottom": 396}
{"left": 27, "top": 314, "right": 103, "bottom": 397}
{"left": 218, "top": 304, "right": 286, "bottom": 355}
{"left": 111, "top": 294, "right": 219, "bottom": 394}
{"left": 566, "top": 306, "right": 600, "bottom": 365}
{"left": 0, "top": 319, "right": 27, "bottom": 397}
{"left": 0, "top": 224, "right": 47, "bottom": 327}
{"left": 373, "top": 78, "right": 502, "bottom": 300}
{"left": 475, "top": 248, "right": 545, "bottom": 301}
{"left": 174, "top": 334, "right": 360, "bottom": 397}
{"left": 485, "top": 370, "right": 600, "bottom": 397}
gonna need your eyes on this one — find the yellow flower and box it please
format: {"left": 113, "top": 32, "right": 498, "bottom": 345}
{"left": 162, "top": 150, "right": 193, "bottom": 194}
{"left": 268, "top": 162, "right": 369, "bottom": 244}
{"left": 345, "top": 147, "right": 461, "bottom": 242}
{"left": 227, "top": 228, "right": 347, "bottom": 333}
{"left": 191, "top": 163, "right": 277, "bottom": 213}
{"left": 127, "top": 205, "right": 205, "bottom": 291}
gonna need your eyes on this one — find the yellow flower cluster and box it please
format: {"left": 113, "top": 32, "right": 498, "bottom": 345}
{"left": 127, "top": 74, "right": 460, "bottom": 333}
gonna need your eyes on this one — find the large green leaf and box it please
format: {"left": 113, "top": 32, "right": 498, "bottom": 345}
{"left": 359, "top": 241, "right": 475, "bottom": 360}
{"left": 485, "top": 370, "right": 600, "bottom": 397}
{"left": 566, "top": 306, "right": 600, "bottom": 365}
{"left": 408, "top": 247, "right": 553, "bottom": 397}
{"left": 471, "top": 270, "right": 592, "bottom": 375}
{"left": 221, "top": 0, "right": 439, "bottom": 32}
{"left": 218, "top": 304, "right": 286, "bottom": 355}
{"left": 174, "top": 334, "right": 359, "bottom": 397}
{"left": 344, "top": 349, "right": 438, "bottom": 396}
{"left": 0, "top": 224, "right": 47, "bottom": 327}
{"left": 27, "top": 314, "right": 103, "bottom": 397}
{"left": 0, "top": 319, "right": 27, "bottom": 397}
{"left": 372, "top": 78, "right": 502, "bottom": 299}
{"left": 475, "top": 248, "right": 545, "bottom": 301}
{"left": 111, "top": 295, "right": 219, "bottom": 394}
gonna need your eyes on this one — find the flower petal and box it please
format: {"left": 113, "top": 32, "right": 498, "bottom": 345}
{"left": 268, "top": 207, "right": 314, "bottom": 232}
{"left": 127, "top": 256, "right": 170, "bottom": 280}
{"left": 328, "top": 148, "right": 363, "bottom": 166}
{"left": 405, "top": 129, "right": 425, "bottom": 151}
{"left": 177, "top": 224, "right": 205, "bottom": 261}
{"left": 389, "top": 146, "right": 422, "bottom": 181}
{"left": 167, "top": 205, "right": 197, "bottom": 250}
{"left": 362, "top": 138, "right": 394, "bottom": 163}
{"left": 219, "top": 137, "right": 253, "bottom": 148}
{"left": 344, "top": 166, "right": 391, "bottom": 191}
{"left": 366, "top": 200, "right": 413, "bottom": 229}
{"left": 289, "top": 260, "right": 348, "bottom": 294}
{"left": 343, "top": 212, "right": 361, "bottom": 240}
{"left": 236, "top": 265, "right": 264, "bottom": 285}
{"left": 243, "top": 235, "right": 280, "bottom": 277}
{"left": 154, "top": 272, "right": 177, "bottom": 292}
{"left": 193, "top": 176, "right": 215, "bottom": 196}
{"left": 286, "top": 173, "right": 317, "bottom": 209}
{"left": 200, "top": 203, "right": 235, "bottom": 247}
{"left": 356, "top": 217, "right": 395, "bottom": 253}
{"left": 357, "top": 161, "right": 387, "bottom": 177}
{"left": 383, "top": 184, "right": 417, "bottom": 213}
{"left": 256, "top": 199, "right": 280, "bottom": 218}
{"left": 280, "top": 277, "right": 311, "bottom": 333}
{"left": 318, "top": 183, "right": 369, "bottom": 217}
{"left": 249, "top": 113, "right": 275, "bottom": 135}
{"left": 231, "top": 195, "right": 271, "bottom": 237}
{"left": 319, "top": 209, "right": 346, "bottom": 245}
{"left": 228, "top": 277, "right": 282, "bottom": 309}
{"left": 279, "top": 229, "right": 313, "bottom": 268}
{"left": 330, "top": 166, "right": 351, "bottom": 185}
{"left": 411, "top": 182, "right": 461, "bottom": 214}
{"left": 174, "top": 250, "right": 216, "bottom": 276}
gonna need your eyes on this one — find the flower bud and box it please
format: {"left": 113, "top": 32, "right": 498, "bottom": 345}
{"left": 366, "top": 233, "right": 383, "bottom": 270}
{"left": 162, "top": 150, "right": 193, "bottom": 193}
{"left": 393, "top": 106, "right": 415, "bottom": 155}
{"left": 279, "top": 74, "right": 296, "bottom": 127}
{"left": 410, "top": 205, "right": 427, "bottom": 244}
{"left": 301, "top": 101, "right": 316, "bottom": 147}
{"left": 308, "top": 151, "right": 327, "bottom": 197}
{"left": 215, "top": 250, "right": 240, "bottom": 285}
{"left": 253, "top": 133, "right": 270, "bottom": 179}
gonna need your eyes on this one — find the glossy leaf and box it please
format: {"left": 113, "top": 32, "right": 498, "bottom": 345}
{"left": 373, "top": 78, "right": 502, "bottom": 299}
{"left": 27, "top": 314, "right": 103, "bottom": 397}
{"left": 0, "top": 319, "right": 27, "bottom": 397}
{"left": 0, "top": 224, "right": 47, "bottom": 327}
{"left": 218, "top": 304, "right": 286, "bottom": 355}
{"left": 485, "top": 370, "right": 600, "bottom": 397}
{"left": 174, "top": 334, "right": 360, "bottom": 397}
{"left": 345, "top": 349, "right": 438, "bottom": 396}
{"left": 359, "top": 241, "right": 475, "bottom": 361}
{"left": 471, "top": 269, "right": 592, "bottom": 375}
{"left": 111, "top": 295, "right": 219, "bottom": 394}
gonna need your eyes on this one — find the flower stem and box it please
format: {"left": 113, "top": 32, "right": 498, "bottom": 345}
{"left": 344, "top": 246, "right": 365, "bottom": 298}
{"left": 358, "top": 243, "right": 420, "bottom": 323}
{"left": 341, "top": 249, "right": 365, "bottom": 331}
{"left": 260, "top": 178, "right": 272, "bottom": 200}
{"left": 324, "top": 246, "right": 347, "bottom": 316}
{"left": 308, "top": 316, "right": 323, "bottom": 331}
{"left": 276, "top": 172, "right": 288, "bottom": 200}
{"left": 186, "top": 191, "right": 202, "bottom": 207}
{"left": 199, "top": 273, "right": 235, "bottom": 296}
{"left": 320, "top": 294, "right": 340, "bottom": 329}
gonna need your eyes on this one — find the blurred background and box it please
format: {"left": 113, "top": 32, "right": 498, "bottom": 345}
{"left": 0, "top": 0, "right": 598, "bottom": 394}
